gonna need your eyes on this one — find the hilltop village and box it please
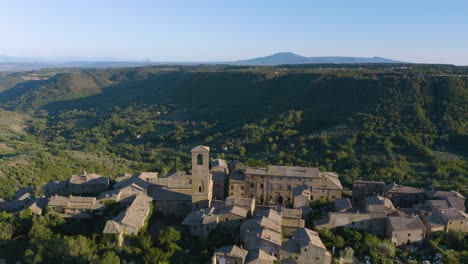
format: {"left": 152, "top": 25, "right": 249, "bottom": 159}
{"left": 0, "top": 146, "right": 467, "bottom": 264}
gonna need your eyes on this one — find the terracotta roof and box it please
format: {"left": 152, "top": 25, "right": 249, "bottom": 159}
{"left": 24, "top": 198, "right": 48, "bottom": 215}
{"left": 114, "top": 172, "right": 158, "bottom": 189}
{"left": 256, "top": 209, "right": 282, "bottom": 224}
{"left": 245, "top": 249, "right": 277, "bottom": 263}
{"left": 69, "top": 173, "right": 109, "bottom": 185}
{"left": 436, "top": 208, "right": 468, "bottom": 221}
{"left": 104, "top": 194, "right": 152, "bottom": 234}
{"left": 215, "top": 245, "right": 248, "bottom": 259}
{"left": 293, "top": 228, "right": 327, "bottom": 249}
{"left": 246, "top": 165, "right": 319, "bottom": 178}
{"left": 425, "top": 190, "right": 465, "bottom": 199}
{"left": 191, "top": 145, "right": 210, "bottom": 152}
{"left": 281, "top": 208, "right": 302, "bottom": 219}
{"left": 384, "top": 183, "right": 424, "bottom": 195}
{"left": 225, "top": 197, "right": 254, "bottom": 209}
{"left": 334, "top": 198, "right": 352, "bottom": 212}
{"left": 387, "top": 216, "right": 425, "bottom": 231}
{"left": 182, "top": 207, "right": 217, "bottom": 226}
{"left": 321, "top": 172, "right": 343, "bottom": 190}
{"left": 445, "top": 196, "right": 466, "bottom": 211}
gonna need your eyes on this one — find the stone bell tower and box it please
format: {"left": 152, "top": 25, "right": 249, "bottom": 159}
{"left": 191, "top": 145, "right": 212, "bottom": 210}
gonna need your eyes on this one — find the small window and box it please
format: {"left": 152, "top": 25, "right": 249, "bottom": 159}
{"left": 241, "top": 186, "right": 244, "bottom": 190}
{"left": 304, "top": 248, "right": 307, "bottom": 252}
{"left": 288, "top": 185, "right": 291, "bottom": 190}
{"left": 251, "top": 183, "right": 254, "bottom": 188}
{"left": 260, "top": 184, "right": 264, "bottom": 188}
{"left": 408, "top": 233, "right": 411, "bottom": 237}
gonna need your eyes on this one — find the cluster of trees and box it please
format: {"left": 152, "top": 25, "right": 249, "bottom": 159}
{"left": 0, "top": 210, "right": 188, "bottom": 264}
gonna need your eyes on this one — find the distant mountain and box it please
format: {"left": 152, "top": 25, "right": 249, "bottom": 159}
{"left": 0, "top": 52, "right": 407, "bottom": 72}
{"left": 231, "top": 52, "right": 406, "bottom": 66}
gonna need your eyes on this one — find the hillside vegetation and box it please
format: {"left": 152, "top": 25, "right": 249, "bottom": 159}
{"left": 0, "top": 64, "right": 466, "bottom": 197}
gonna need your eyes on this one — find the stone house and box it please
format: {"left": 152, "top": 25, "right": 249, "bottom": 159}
{"left": 425, "top": 190, "right": 466, "bottom": 211}
{"left": 240, "top": 165, "right": 342, "bottom": 206}
{"left": 386, "top": 216, "right": 426, "bottom": 245}
{"left": 211, "top": 159, "right": 229, "bottom": 200}
{"left": 225, "top": 197, "right": 256, "bottom": 217}
{"left": 69, "top": 172, "right": 110, "bottom": 195}
{"left": 351, "top": 180, "right": 385, "bottom": 205}
{"left": 293, "top": 185, "right": 310, "bottom": 209}
{"left": 113, "top": 172, "right": 158, "bottom": 193}
{"left": 384, "top": 183, "right": 425, "bottom": 208}
{"left": 103, "top": 194, "right": 153, "bottom": 245}
{"left": 240, "top": 209, "right": 283, "bottom": 258}
{"left": 281, "top": 208, "right": 305, "bottom": 237}
{"left": 229, "top": 171, "right": 246, "bottom": 198}
{"left": 279, "top": 228, "right": 332, "bottom": 264}
{"left": 432, "top": 208, "right": 468, "bottom": 233}
{"left": 0, "top": 188, "right": 33, "bottom": 213}
{"left": 314, "top": 211, "right": 386, "bottom": 236}
{"left": 43, "top": 180, "right": 69, "bottom": 198}
{"left": 217, "top": 206, "right": 249, "bottom": 232}
{"left": 47, "top": 195, "right": 102, "bottom": 218}
{"left": 23, "top": 198, "right": 48, "bottom": 215}
{"left": 212, "top": 245, "right": 248, "bottom": 264}
{"left": 182, "top": 207, "right": 218, "bottom": 239}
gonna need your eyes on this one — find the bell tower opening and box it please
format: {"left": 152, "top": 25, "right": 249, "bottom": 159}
{"left": 197, "top": 154, "right": 203, "bottom": 165}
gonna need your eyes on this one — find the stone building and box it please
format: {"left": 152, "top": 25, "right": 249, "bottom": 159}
{"left": 103, "top": 194, "right": 153, "bottom": 245}
{"left": 147, "top": 146, "right": 213, "bottom": 216}
{"left": 69, "top": 172, "right": 110, "bottom": 195}
{"left": 279, "top": 228, "right": 332, "bottom": 264}
{"left": 351, "top": 180, "right": 385, "bottom": 204}
{"left": 225, "top": 197, "right": 256, "bottom": 216}
{"left": 43, "top": 180, "right": 69, "bottom": 198}
{"left": 47, "top": 195, "right": 102, "bottom": 218}
{"left": 281, "top": 208, "right": 305, "bottom": 237}
{"left": 425, "top": 190, "right": 466, "bottom": 211}
{"left": 211, "top": 159, "right": 229, "bottom": 200}
{"left": 236, "top": 165, "right": 342, "bottom": 206}
{"left": 240, "top": 209, "right": 283, "bottom": 258}
{"left": 386, "top": 216, "right": 426, "bottom": 245}
{"left": 314, "top": 211, "right": 387, "bottom": 236}
{"left": 293, "top": 184, "right": 310, "bottom": 209}
{"left": 182, "top": 207, "right": 219, "bottom": 239}
{"left": 384, "top": 183, "right": 425, "bottom": 208}
{"left": 212, "top": 245, "right": 248, "bottom": 264}
{"left": 432, "top": 208, "right": 468, "bottom": 233}
{"left": 229, "top": 171, "right": 246, "bottom": 198}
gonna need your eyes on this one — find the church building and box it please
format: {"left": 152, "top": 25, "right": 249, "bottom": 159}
{"left": 147, "top": 145, "right": 213, "bottom": 216}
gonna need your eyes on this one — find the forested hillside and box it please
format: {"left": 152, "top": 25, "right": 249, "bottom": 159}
{"left": 0, "top": 64, "right": 466, "bottom": 198}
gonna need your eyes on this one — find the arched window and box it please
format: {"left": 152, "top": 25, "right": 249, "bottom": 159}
{"left": 199, "top": 180, "right": 205, "bottom": 193}
{"left": 197, "top": 154, "right": 203, "bottom": 165}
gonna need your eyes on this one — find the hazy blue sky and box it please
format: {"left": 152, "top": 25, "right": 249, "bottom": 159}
{"left": 1, "top": 0, "right": 467, "bottom": 64}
